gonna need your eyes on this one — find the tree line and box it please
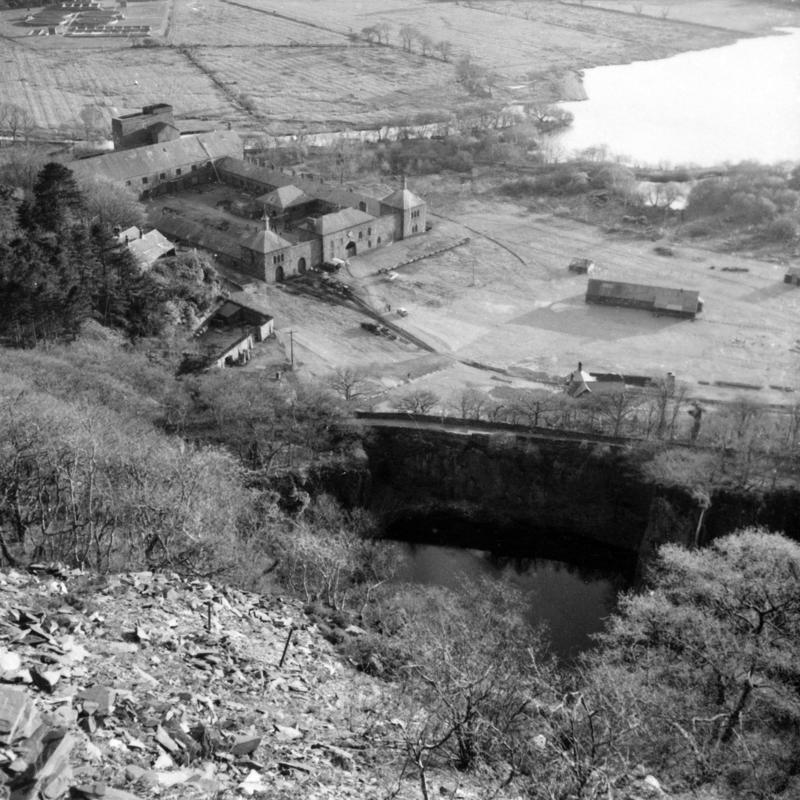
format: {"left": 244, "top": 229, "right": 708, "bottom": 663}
{"left": 0, "top": 160, "right": 217, "bottom": 346}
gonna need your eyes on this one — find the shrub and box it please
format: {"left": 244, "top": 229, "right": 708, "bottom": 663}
{"left": 764, "top": 215, "right": 797, "bottom": 242}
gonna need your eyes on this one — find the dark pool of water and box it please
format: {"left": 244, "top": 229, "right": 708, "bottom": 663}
{"left": 397, "top": 543, "right": 628, "bottom": 661}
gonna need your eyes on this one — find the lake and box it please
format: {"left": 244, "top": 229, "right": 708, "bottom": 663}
{"left": 397, "top": 543, "right": 628, "bottom": 661}
{"left": 556, "top": 28, "right": 800, "bottom": 166}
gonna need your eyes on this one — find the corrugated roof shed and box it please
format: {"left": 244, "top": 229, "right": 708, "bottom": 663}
{"left": 70, "top": 131, "right": 243, "bottom": 184}
{"left": 313, "top": 207, "right": 374, "bottom": 235}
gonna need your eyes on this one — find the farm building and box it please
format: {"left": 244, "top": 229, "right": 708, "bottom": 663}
{"left": 568, "top": 258, "right": 595, "bottom": 274}
{"left": 115, "top": 226, "right": 175, "bottom": 270}
{"left": 585, "top": 278, "right": 703, "bottom": 318}
{"left": 112, "top": 104, "right": 179, "bottom": 152}
{"left": 192, "top": 292, "right": 274, "bottom": 369}
{"left": 70, "top": 130, "right": 244, "bottom": 196}
{"left": 784, "top": 266, "right": 800, "bottom": 286}
{"left": 73, "top": 118, "right": 428, "bottom": 283}
{"left": 564, "top": 363, "right": 625, "bottom": 398}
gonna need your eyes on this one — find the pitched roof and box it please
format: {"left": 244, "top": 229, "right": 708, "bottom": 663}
{"left": 256, "top": 184, "right": 311, "bottom": 211}
{"left": 127, "top": 229, "right": 174, "bottom": 269}
{"left": 381, "top": 185, "right": 424, "bottom": 210}
{"left": 226, "top": 290, "right": 272, "bottom": 319}
{"left": 70, "top": 131, "right": 243, "bottom": 184}
{"left": 240, "top": 226, "right": 292, "bottom": 253}
{"left": 217, "top": 159, "right": 384, "bottom": 216}
{"left": 313, "top": 207, "right": 374, "bottom": 235}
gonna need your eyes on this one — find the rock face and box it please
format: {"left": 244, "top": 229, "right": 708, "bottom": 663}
{"left": 360, "top": 426, "right": 800, "bottom": 572}
{"left": 364, "top": 428, "right": 660, "bottom": 556}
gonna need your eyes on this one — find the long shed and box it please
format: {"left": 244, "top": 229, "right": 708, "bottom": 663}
{"left": 585, "top": 279, "right": 702, "bottom": 318}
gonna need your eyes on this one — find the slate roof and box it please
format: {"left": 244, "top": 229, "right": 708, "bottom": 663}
{"left": 217, "top": 159, "right": 383, "bottom": 216}
{"left": 381, "top": 185, "right": 424, "bottom": 210}
{"left": 152, "top": 214, "right": 240, "bottom": 260}
{"left": 70, "top": 131, "right": 243, "bottom": 184}
{"left": 256, "top": 184, "right": 311, "bottom": 211}
{"left": 313, "top": 207, "right": 374, "bottom": 236}
{"left": 226, "top": 290, "right": 272, "bottom": 319}
{"left": 241, "top": 226, "right": 292, "bottom": 253}
{"left": 127, "top": 229, "right": 175, "bottom": 270}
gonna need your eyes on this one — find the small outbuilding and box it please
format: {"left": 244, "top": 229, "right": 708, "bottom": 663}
{"left": 568, "top": 258, "right": 595, "bottom": 274}
{"left": 586, "top": 278, "right": 703, "bottom": 318}
{"left": 784, "top": 266, "right": 800, "bottom": 286}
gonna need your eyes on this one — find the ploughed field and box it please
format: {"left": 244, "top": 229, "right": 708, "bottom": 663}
{"left": 0, "top": 0, "right": 757, "bottom": 138}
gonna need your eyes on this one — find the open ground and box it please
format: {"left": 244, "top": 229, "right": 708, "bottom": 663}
{"left": 197, "top": 174, "right": 799, "bottom": 410}
{"left": 3, "top": 0, "right": 795, "bottom": 138}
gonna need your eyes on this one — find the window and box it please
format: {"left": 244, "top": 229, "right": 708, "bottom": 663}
{"left": 176, "top": 168, "right": 182, "bottom": 176}
{"left": 125, "top": 180, "right": 131, "bottom": 187}
{"left": 367, "top": 227, "right": 372, "bottom": 236}
{"left": 160, "top": 172, "right": 166, "bottom": 180}
{"left": 367, "top": 240, "right": 372, "bottom": 248}
{"left": 191, "top": 164, "right": 197, "bottom": 172}
{"left": 377, "top": 236, "right": 382, "bottom": 244}
{"left": 359, "top": 201, "right": 366, "bottom": 212}
{"left": 142, "top": 177, "right": 148, "bottom": 184}
{"left": 358, "top": 231, "right": 363, "bottom": 240}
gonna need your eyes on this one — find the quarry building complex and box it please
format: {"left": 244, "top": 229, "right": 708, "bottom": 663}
{"left": 71, "top": 106, "right": 427, "bottom": 284}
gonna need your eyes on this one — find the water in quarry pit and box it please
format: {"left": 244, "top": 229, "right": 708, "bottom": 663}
{"left": 397, "top": 543, "right": 628, "bottom": 661}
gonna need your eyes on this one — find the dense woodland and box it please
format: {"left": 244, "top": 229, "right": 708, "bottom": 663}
{"left": 1, "top": 156, "right": 800, "bottom": 799}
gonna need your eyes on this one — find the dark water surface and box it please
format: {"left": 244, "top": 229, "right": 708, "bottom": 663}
{"left": 397, "top": 543, "right": 629, "bottom": 661}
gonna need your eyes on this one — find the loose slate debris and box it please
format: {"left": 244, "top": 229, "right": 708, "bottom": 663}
{"left": 0, "top": 566, "right": 424, "bottom": 800}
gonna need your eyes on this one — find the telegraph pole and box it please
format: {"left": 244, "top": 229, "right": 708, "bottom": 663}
{"left": 289, "top": 329, "right": 294, "bottom": 367}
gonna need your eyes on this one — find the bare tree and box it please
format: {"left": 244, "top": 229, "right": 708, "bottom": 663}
{"left": 399, "top": 24, "right": 418, "bottom": 52}
{"left": 397, "top": 389, "right": 439, "bottom": 414}
{"left": 0, "top": 104, "right": 35, "bottom": 145}
{"left": 416, "top": 32, "right": 435, "bottom": 56}
{"left": 435, "top": 40, "right": 453, "bottom": 61}
{"left": 326, "top": 366, "right": 374, "bottom": 403}
{"left": 376, "top": 21, "right": 390, "bottom": 44}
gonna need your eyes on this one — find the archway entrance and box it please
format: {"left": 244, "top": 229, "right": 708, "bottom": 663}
{"left": 297, "top": 257, "right": 307, "bottom": 274}
{"left": 275, "top": 265, "right": 285, "bottom": 282}
{"left": 345, "top": 241, "right": 357, "bottom": 257}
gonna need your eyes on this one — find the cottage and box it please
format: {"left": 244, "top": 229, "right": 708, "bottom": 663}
{"left": 115, "top": 226, "right": 175, "bottom": 270}
{"left": 193, "top": 292, "right": 274, "bottom": 369}
{"left": 784, "top": 266, "right": 800, "bottom": 286}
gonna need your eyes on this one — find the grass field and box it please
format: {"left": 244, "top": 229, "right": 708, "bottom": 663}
{"left": 2, "top": 0, "right": 783, "bottom": 138}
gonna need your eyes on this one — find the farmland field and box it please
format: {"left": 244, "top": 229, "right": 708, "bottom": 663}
{"left": 190, "top": 45, "right": 458, "bottom": 132}
{"left": 0, "top": 45, "right": 248, "bottom": 136}
{"left": 1, "top": 0, "right": 795, "bottom": 138}
{"left": 166, "top": 0, "right": 343, "bottom": 46}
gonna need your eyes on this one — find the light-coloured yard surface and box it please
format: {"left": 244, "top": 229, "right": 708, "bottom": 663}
{"left": 238, "top": 180, "right": 799, "bottom": 407}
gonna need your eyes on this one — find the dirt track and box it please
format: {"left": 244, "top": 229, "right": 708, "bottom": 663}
{"left": 238, "top": 183, "right": 799, "bottom": 411}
